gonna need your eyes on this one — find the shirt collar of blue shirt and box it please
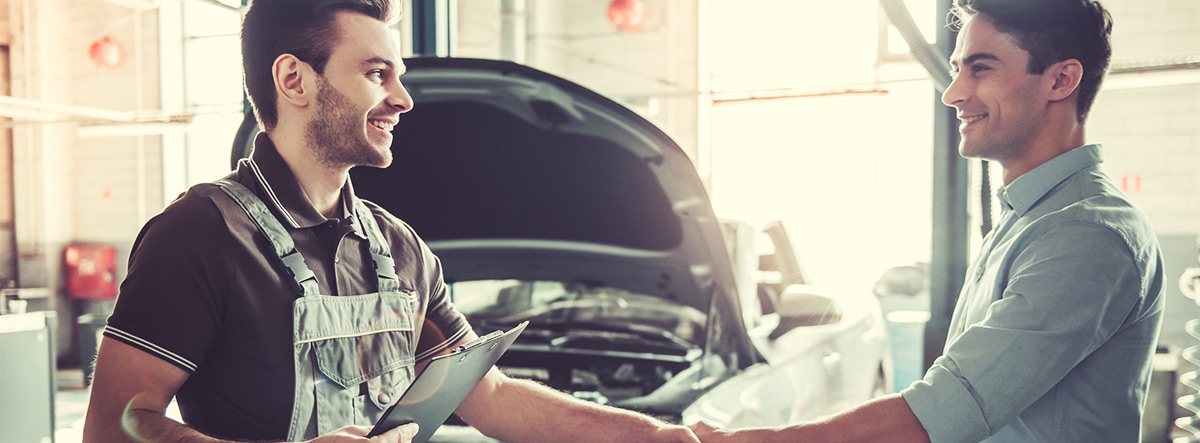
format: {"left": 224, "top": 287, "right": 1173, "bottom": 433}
{"left": 997, "top": 144, "right": 1103, "bottom": 217}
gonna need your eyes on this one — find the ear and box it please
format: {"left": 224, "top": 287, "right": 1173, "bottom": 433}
{"left": 1046, "top": 59, "right": 1084, "bottom": 103}
{"left": 272, "top": 54, "right": 315, "bottom": 109}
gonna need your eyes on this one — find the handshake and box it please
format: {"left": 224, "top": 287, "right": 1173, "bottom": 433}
{"left": 328, "top": 420, "right": 745, "bottom": 443}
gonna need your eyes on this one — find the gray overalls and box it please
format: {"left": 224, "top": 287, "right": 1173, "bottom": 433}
{"left": 214, "top": 179, "right": 418, "bottom": 441}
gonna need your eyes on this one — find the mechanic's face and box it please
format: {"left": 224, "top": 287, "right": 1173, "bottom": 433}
{"left": 942, "top": 16, "right": 1047, "bottom": 163}
{"left": 305, "top": 11, "right": 413, "bottom": 169}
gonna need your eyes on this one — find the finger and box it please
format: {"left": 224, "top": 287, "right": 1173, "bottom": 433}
{"left": 652, "top": 425, "right": 701, "bottom": 443}
{"left": 335, "top": 425, "right": 371, "bottom": 437}
{"left": 376, "top": 422, "right": 420, "bottom": 443}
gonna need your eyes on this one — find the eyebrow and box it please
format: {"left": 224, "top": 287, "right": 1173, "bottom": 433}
{"left": 950, "top": 52, "right": 1000, "bottom": 68}
{"left": 362, "top": 57, "right": 407, "bottom": 74}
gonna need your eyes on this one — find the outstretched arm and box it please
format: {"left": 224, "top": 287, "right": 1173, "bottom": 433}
{"left": 451, "top": 333, "right": 699, "bottom": 443}
{"left": 689, "top": 394, "right": 929, "bottom": 443}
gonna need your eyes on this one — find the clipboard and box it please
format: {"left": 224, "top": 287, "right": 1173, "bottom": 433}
{"left": 368, "top": 321, "right": 528, "bottom": 441}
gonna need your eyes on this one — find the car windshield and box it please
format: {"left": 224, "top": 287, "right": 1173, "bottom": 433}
{"left": 450, "top": 280, "right": 707, "bottom": 349}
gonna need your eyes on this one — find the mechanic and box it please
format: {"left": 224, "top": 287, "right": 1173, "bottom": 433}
{"left": 80, "top": 0, "right": 701, "bottom": 442}
{"left": 690, "top": 0, "right": 1164, "bottom": 442}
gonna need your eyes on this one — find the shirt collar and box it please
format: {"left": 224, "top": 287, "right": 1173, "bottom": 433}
{"left": 246, "top": 133, "right": 365, "bottom": 238}
{"left": 996, "top": 186, "right": 1013, "bottom": 213}
{"left": 999, "top": 144, "right": 1103, "bottom": 216}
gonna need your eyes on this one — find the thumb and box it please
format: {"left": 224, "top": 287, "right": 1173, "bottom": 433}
{"left": 378, "top": 422, "right": 420, "bottom": 442}
{"left": 689, "top": 420, "right": 721, "bottom": 436}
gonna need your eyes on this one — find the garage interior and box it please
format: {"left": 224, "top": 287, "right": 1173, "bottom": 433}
{"left": 0, "top": 0, "right": 1197, "bottom": 442}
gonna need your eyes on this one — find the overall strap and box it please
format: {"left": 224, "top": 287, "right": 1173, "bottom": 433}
{"left": 214, "top": 179, "right": 320, "bottom": 296}
{"left": 353, "top": 200, "right": 401, "bottom": 293}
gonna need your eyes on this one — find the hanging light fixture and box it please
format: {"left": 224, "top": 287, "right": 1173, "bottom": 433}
{"left": 89, "top": 36, "right": 124, "bottom": 70}
{"left": 607, "top": 0, "right": 647, "bottom": 32}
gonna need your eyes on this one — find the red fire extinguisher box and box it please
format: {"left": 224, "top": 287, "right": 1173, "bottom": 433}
{"left": 63, "top": 244, "right": 117, "bottom": 300}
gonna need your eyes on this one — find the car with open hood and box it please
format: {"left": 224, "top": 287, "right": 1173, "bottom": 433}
{"left": 233, "top": 57, "right": 889, "bottom": 441}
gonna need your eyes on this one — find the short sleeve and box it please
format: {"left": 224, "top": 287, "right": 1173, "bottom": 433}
{"left": 104, "top": 190, "right": 230, "bottom": 373}
{"left": 413, "top": 251, "right": 471, "bottom": 361}
{"left": 367, "top": 204, "right": 471, "bottom": 362}
{"left": 902, "top": 222, "right": 1143, "bottom": 442}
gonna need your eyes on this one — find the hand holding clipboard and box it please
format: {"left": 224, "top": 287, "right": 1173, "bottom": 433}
{"left": 368, "top": 321, "right": 528, "bottom": 442}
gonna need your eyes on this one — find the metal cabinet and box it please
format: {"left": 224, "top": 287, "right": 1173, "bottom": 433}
{"left": 0, "top": 311, "right": 57, "bottom": 443}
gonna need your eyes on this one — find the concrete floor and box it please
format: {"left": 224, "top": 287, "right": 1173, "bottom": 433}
{"left": 54, "top": 369, "right": 88, "bottom": 443}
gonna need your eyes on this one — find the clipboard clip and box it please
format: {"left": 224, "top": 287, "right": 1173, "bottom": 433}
{"left": 455, "top": 329, "right": 505, "bottom": 354}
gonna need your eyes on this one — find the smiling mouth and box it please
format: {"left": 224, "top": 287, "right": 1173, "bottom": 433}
{"left": 369, "top": 119, "right": 395, "bottom": 132}
{"left": 960, "top": 114, "right": 987, "bottom": 124}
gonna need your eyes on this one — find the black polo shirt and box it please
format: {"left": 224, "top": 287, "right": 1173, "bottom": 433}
{"left": 104, "top": 133, "right": 471, "bottom": 440}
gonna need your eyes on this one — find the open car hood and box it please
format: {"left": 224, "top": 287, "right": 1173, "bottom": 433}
{"left": 350, "top": 58, "right": 737, "bottom": 314}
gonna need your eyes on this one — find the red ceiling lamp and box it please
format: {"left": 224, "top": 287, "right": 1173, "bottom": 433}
{"left": 89, "top": 36, "right": 124, "bottom": 70}
{"left": 607, "top": 0, "right": 647, "bottom": 32}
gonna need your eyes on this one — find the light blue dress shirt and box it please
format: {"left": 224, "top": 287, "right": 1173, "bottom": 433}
{"left": 901, "top": 145, "right": 1165, "bottom": 442}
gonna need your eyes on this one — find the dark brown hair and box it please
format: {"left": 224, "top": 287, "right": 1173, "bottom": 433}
{"left": 951, "top": 0, "right": 1113, "bottom": 122}
{"left": 241, "top": 0, "right": 396, "bottom": 130}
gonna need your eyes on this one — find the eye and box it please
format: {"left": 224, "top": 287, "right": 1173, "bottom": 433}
{"left": 367, "top": 70, "right": 385, "bottom": 81}
{"left": 970, "top": 64, "right": 991, "bottom": 75}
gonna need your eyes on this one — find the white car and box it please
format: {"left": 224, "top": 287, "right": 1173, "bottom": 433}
{"left": 234, "top": 57, "right": 891, "bottom": 440}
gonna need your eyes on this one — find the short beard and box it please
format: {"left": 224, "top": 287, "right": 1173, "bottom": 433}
{"left": 305, "top": 75, "right": 390, "bottom": 169}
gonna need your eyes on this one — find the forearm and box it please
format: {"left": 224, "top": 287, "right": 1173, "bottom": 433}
{"left": 84, "top": 400, "right": 230, "bottom": 443}
{"left": 123, "top": 406, "right": 229, "bottom": 443}
{"left": 459, "top": 373, "right": 666, "bottom": 442}
{"left": 536, "top": 390, "right": 667, "bottom": 442}
{"left": 747, "top": 394, "right": 930, "bottom": 443}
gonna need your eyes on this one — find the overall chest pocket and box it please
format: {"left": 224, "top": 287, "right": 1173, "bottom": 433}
{"left": 295, "top": 292, "right": 419, "bottom": 433}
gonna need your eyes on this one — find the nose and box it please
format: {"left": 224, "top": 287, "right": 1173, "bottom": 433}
{"left": 387, "top": 79, "right": 415, "bottom": 114}
{"left": 941, "top": 73, "right": 965, "bottom": 108}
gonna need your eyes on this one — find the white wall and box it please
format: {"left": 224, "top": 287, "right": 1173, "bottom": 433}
{"left": 1107, "top": 0, "right": 1200, "bottom": 58}
{"left": 6, "top": 0, "right": 165, "bottom": 361}
{"left": 455, "top": 0, "right": 702, "bottom": 162}
{"left": 68, "top": 2, "right": 164, "bottom": 243}
{"left": 710, "top": 84, "right": 936, "bottom": 292}
{"left": 1088, "top": 0, "right": 1200, "bottom": 349}
{"left": 705, "top": 0, "right": 936, "bottom": 294}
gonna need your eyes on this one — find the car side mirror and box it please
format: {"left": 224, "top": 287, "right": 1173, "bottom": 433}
{"left": 769, "top": 284, "right": 842, "bottom": 339}
{"left": 872, "top": 264, "right": 928, "bottom": 297}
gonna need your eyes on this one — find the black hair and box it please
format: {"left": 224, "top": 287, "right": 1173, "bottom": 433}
{"left": 241, "top": 0, "right": 396, "bottom": 130}
{"left": 951, "top": 0, "right": 1113, "bottom": 122}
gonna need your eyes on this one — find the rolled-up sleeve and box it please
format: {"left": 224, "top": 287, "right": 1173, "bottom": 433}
{"left": 901, "top": 222, "right": 1143, "bottom": 443}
